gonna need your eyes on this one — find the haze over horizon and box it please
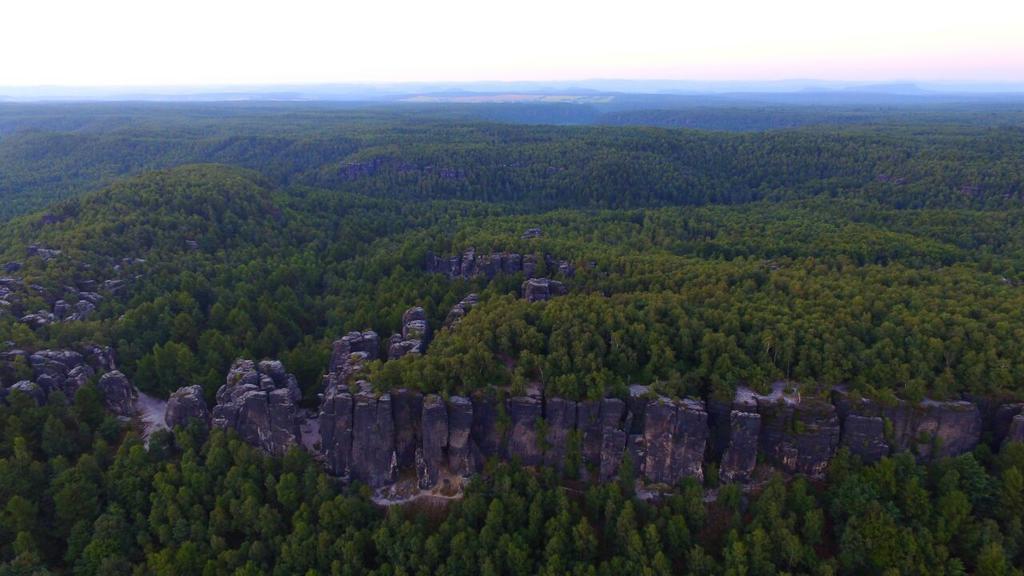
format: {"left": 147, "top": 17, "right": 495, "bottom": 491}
{"left": 3, "top": 0, "right": 1021, "bottom": 92}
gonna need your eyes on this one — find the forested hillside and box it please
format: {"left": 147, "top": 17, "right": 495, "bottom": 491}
{"left": 2, "top": 103, "right": 1024, "bottom": 220}
{"left": 2, "top": 105, "right": 1024, "bottom": 574}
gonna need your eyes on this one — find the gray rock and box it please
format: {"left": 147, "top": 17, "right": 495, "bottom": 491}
{"left": 8, "top": 381, "right": 45, "bottom": 404}
{"left": 471, "top": 391, "right": 502, "bottom": 466}
{"left": 351, "top": 391, "right": 398, "bottom": 488}
{"left": 543, "top": 397, "right": 577, "bottom": 471}
{"left": 97, "top": 371, "right": 137, "bottom": 416}
{"left": 642, "top": 398, "right": 677, "bottom": 484}
{"left": 1007, "top": 415, "right": 1024, "bottom": 446}
{"left": 329, "top": 331, "right": 380, "bottom": 373}
{"left": 841, "top": 414, "right": 889, "bottom": 463}
{"left": 319, "top": 377, "right": 355, "bottom": 477}
{"left": 599, "top": 428, "right": 628, "bottom": 482}
{"left": 391, "top": 389, "right": 423, "bottom": 470}
{"left": 506, "top": 395, "right": 543, "bottom": 466}
{"left": 212, "top": 359, "right": 302, "bottom": 455}
{"left": 444, "top": 293, "right": 479, "bottom": 329}
{"left": 720, "top": 411, "right": 761, "bottom": 483}
{"left": 448, "top": 396, "right": 473, "bottom": 475}
{"left": 521, "top": 277, "right": 567, "bottom": 302}
{"left": 165, "top": 385, "right": 210, "bottom": 428}
{"left": 419, "top": 394, "right": 448, "bottom": 488}
{"left": 758, "top": 396, "right": 839, "bottom": 478}
{"left": 671, "top": 399, "right": 708, "bottom": 483}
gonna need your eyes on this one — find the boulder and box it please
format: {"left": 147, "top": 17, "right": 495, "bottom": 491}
{"left": 8, "top": 381, "right": 45, "bottom": 405}
{"left": 97, "top": 371, "right": 137, "bottom": 416}
{"left": 165, "top": 385, "right": 209, "bottom": 428}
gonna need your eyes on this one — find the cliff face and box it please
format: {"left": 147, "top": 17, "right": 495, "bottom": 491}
{"left": 185, "top": 346, "right": 1021, "bottom": 495}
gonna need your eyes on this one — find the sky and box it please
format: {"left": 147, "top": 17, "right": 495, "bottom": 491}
{"left": 2, "top": 0, "right": 1022, "bottom": 87}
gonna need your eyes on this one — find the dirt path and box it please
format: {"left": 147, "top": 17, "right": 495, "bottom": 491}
{"left": 135, "top": 391, "right": 168, "bottom": 441}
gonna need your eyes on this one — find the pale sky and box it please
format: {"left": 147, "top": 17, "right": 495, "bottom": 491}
{"left": 2, "top": 0, "right": 1022, "bottom": 86}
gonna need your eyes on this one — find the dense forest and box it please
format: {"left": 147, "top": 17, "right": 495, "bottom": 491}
{"left": 2, "top": 103, "right": 1024, "bottom": 573}
{"left": 1, "top": 389, "right": 1023, "bottom": 574}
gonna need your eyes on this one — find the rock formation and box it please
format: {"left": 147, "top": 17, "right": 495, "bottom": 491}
{"left": 350, "top": 388, "right": 398, "bottom": 488}
{"left": 642, "top": 396, "right": 709, "bottom": 485}
{"left": 211, "top": 359, "right": 302, "bottom": 456}
{"left": 418, "top": 394, "right": 448, "bottom": 488}
{"left": 756, "top": 387, "right": 839, "bottom": 478}
{"left": 388, "top": 307, "right": 430, "bottom": 360}
{"left": 543, "top": 397, "right": 577, "bottom": 471}
{"left": 444, "top": 293, "right": 479, "bottom": 329}
{"left": 165, "top": 385, "right": 210, "bottom": 428}
{"left": 522, "top": 278, "right": 567, "bottom": 303}
{"left": 329, "top": 331, "right": 379, "bottom": 374}
{"left": 506, "top": 394, "right": 543, "bottom": 466}
{"left": 97, "top": 371, "right": 137, "bottom": 416}
{"left": 425, "top": 248, "right": 574, "bottom": 281}
{"left": 448, "top": 396, "right": 474, "bottom": 476}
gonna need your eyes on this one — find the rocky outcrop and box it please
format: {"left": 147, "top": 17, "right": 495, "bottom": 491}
{"left": 522, "top": 278, "right": 567, "bottom": 303}
{"left": 991, "top": 403, "right": 1023, "bottom": 446}
{"left": 329, "top": 331, "right": 379, "bottom": 374}
{"left": 388, "top": 307, "right": 430, "bottom": 360}
{"left": 642, "top": 397, "right": 708, "bottom": 485}
{"left": 8, "top": 381, "right": 45, "bottom": 404}
{"left": 419, "top": 394, "right": 448, "bottom": 488}
{"left": 211, "top": 359, "right": 302, "bottom": 456}
{"left": 350, "top": 389, "right": 398, "bottom": 488}
{"left": 1007, "top": 415, "right": 1024, "bottom": 446}
{"left": 834, "top": 390, "right": 983, "bottom": 462}
{"left": 443, "top": 293, "right": 479, "bottom": 329}
{"left": 391, "top": 388, "right": 423, "bottom": 469}
{"left": 720, "top": 410, "right": 761, "bottom": 483}
{"left": 599, "top": 428, "right": 629, "bottom": 482}
{"left": 543, "top": 397, "right": 577, "bottom": 471}
{"left": 756, "top": 386, "right": 839, "bottom": 478}
{"left": 448, "top": 396, "right": 474, "bottom": 476}
{"left": 0, "top": 345, "right": 118, "bottom": 404}
{"left": 506, "top": 395, "right": 543, "bottom": 466}
{"left": 97, "top": 371, "right": 137, "bottom": 416}
{"left": 319, "top": 375, "right": 355, "bottom": 477}
{"left": 165, "top": 385, "right": 210, "bottom": 428}
{"left": 426, "top": 249, "right": 574, "bottom": 281}
{"left": 471, "top": 391, "right": 503, "bottom": 464}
